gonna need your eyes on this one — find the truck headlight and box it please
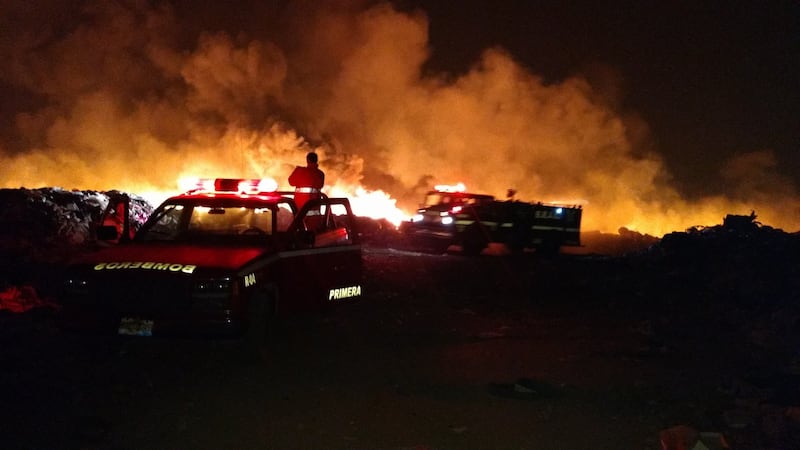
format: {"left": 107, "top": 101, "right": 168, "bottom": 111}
{"left": 192, "top": 277, "right": 235, "bottom": 311}
{"left": 441, "top": 216, "right": 454, "bottom": 225}
{"left": 63, "top": 277, "right": 89, "bottom": 295}
{"left": 194, "top": 277, "right": 233, "bottom": 294}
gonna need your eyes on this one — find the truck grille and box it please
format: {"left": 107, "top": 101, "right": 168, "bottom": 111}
{"left": 87, "top": 272, "right": 193, "bottom": 315}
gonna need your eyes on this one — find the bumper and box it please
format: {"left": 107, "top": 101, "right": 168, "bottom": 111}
{"left": 408, "top": 229, "right": 454, "bottom": 239}
{"left": 58, "top": 307, "right": 244, "bottom": 337}
{"left": 400, "top": 222, "right": 455, "bottom": 239}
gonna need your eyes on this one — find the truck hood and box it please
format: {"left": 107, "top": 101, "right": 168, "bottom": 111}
{"left": 69, "top": 243, "right": 269, "bottom": 272}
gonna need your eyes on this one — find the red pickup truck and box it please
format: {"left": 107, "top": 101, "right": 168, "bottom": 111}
{"left": 60, "top": 178, "right": 363, "bottom": 343}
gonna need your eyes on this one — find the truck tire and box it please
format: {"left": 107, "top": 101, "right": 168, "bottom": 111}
{"left": 536, "top": 238, "right": 561, "bottom": 257}
{"left": 246, "top": 291, "right": 276, "bottom": 351}
{"left": 507, "top": 222, "right": 531, "bottom": 254}
{"left": 462, "top": 223, "right": 489, "bottom": 256}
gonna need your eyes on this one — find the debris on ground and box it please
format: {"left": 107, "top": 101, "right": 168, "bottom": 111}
{"left": 0, "top": 284, "right": 60, "bottom": 313}
{"left": 659, "top": 425, "right": 730, "bottom": 450}
{"left": 487, "top": 377, "right": 562, "bottom": 400}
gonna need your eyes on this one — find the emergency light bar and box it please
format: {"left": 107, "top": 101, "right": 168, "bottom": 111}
{"left": 434, "top": 182, "right": 467, "bottom": 193}
{"left": 180, "top": 177, "right": 279, "bottom": 194}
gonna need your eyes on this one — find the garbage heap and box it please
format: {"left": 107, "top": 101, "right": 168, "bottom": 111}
{"left": 658, "top": 211, "right": 796, "bottom": 258}
{"left": 0, "top": 187, "right": 153, "bottom": 262}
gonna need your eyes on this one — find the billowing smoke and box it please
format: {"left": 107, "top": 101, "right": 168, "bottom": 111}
{"left": 1, "top": 0, "right": 797, "bottom": 235}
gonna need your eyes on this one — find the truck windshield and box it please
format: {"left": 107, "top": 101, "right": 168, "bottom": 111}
{"left": 424, "top": 193, "right": 494, "bottom": 207}
{"left": 137, "top": 202, "right": 291, "bottom": 242}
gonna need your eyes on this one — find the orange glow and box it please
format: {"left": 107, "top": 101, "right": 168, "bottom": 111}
{"left": 1, "top": 3, "right": 798, "bottom": 238}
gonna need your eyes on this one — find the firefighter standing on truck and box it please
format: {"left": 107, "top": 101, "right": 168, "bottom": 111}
{"left": 289, "top": 152, "right": 325, "bottom": 229}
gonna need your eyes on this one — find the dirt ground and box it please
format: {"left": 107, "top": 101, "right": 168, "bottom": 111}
{"left": 2, "top": 240, "right": 800, "bottom": 450}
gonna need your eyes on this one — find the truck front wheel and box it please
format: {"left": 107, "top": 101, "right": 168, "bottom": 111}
{"left": 246, "top": 291, "right": 276, "bottom": 350}
{"left": 536, "top": 238, "right": 561, "bottom": 257}
{"left": 462, "top": 223, "right": 489, "bottom": 256}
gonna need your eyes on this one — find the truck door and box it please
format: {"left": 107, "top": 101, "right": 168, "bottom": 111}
{"left": 278, "top": 198, "right": 363, "bottom": 313}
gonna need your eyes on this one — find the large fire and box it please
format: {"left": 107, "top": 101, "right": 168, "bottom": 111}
{"left": 328, "top": 185, "right": 408, "bottom": 227}
{"left": 0, "top": 2, "right": 798, "bottom": 237}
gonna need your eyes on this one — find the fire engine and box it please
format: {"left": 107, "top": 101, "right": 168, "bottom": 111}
{"left": 399, "top": 186, "right": 582, "bottom": 255}
{"left": 60, "top": 178, "right": 362, "bottom": 342}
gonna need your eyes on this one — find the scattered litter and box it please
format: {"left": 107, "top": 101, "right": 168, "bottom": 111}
{"left": 477, "top": 328, "right": 508, "bottom": 339}
{"left": 0, "top": 284, "right": 60, "bottom": 313}
{"left": 786, "top": 406, "right": 800, "bottom": 423}
{"left": 659, "top": 425, "right": 729, "bottom": 450}
{"left": 487, "top": 377, "right": 561, "bottom": 400}
{"left": 723, "top": 408, "right": 755, "bottom": 429}
{"left": 477, "top": 331, "right": 505, "bottom": 339}
{"left": 697, "top": 432, "right": 730, "bottom": 450}
{"left": 659, "top": 425, "right": 698, "bottom": 450}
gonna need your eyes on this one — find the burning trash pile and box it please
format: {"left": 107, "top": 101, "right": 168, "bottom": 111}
{"left": 0, "top": 187, "right": 153, "bottom": 258}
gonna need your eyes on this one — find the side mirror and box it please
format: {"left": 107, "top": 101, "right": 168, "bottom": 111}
{"left": 96, "top": 225, "right": 120, "bottom": 241}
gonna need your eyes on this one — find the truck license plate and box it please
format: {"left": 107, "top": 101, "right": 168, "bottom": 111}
{"left": 118, "top": 317, "right": 154, "bottom": 336}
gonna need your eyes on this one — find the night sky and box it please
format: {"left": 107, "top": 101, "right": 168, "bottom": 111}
{"left": 404, "top": 0, "right": 800, "bottom": 198}
{"left": 0, "top": 0, "right": 798, "bottom": 233}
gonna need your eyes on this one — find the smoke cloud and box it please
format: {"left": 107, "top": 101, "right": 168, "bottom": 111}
{"left": 1, "top": 0, "right": 797, "bottom": 235}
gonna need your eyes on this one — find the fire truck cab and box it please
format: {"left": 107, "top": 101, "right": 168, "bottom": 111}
{"left": 60, "top": 178, "right": 362, "bottom": 342}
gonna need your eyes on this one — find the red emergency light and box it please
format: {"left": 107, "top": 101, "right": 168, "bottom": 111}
{"left": 180, "top": 177, "right": 279, "bottom": 194}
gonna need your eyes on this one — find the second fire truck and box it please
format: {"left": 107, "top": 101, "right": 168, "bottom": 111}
{"left": 399, "top": 186, "right": 582, "bottom": 255}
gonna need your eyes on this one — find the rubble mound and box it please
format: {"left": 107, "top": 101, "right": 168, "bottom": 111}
{"left": 576, "top": 227, "right": 661, "bottom": 256}
{"left": 0, "top": 188, "right": 154, "bottom": 292}
{"left": 656, "top": 211, "right": 799, "bottom": 263}
{"left": 0, "top": 187, "right": 152, "bottom": 256}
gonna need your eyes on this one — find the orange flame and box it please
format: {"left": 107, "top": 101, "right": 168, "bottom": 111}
{"left": 328, "top": 184, "right": 408, "bottom": 227}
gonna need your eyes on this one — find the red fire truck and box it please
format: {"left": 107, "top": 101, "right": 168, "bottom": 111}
{"left": 399, "top": 187, "right": 582, "bottom": 255}
{"left": 60, "top": 178, "right": 362, "bottom": 342}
